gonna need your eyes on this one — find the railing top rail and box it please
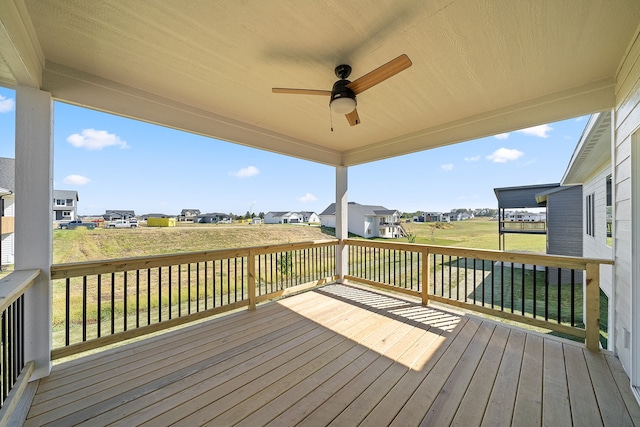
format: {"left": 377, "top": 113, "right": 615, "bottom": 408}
{"left": 51, "top": 239, "right": 338, "bottom": 279}
{"left": 343, "top": 238, "right": 614, "bottom": 269}
{"left": 0, "top": 269, "right": 40, "bottom": 312}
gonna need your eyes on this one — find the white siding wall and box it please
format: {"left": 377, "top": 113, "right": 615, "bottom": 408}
{"left": 349, "top": 212, "right": 367, "bottom": 237}
{"left": 613, "top": 27, "right": 640, "bottom": 374}
{"left": 263, "top": 213, "right": 282, "bottom": 224}
{"left": 582, "top": 167, "right": 614, "bottom": 297}
{"left": 320, "top": 215, "right": 335, "bottom": 229}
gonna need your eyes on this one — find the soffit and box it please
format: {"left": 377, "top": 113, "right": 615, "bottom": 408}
{"left": 3, "top": 0, "right": 639, "bottom": 166}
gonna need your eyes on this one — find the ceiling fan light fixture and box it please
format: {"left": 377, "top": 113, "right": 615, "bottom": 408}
{"left": 330, "top": 96, "right": 357, "bottom": 114}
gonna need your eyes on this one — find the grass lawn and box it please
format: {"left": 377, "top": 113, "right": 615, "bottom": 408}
{"left": 402, "top": 218, "right": 546, "bottom": 252}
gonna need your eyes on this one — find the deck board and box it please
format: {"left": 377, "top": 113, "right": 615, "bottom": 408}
{"left": 25, "top": 283, "right": 640, "bottom": 427}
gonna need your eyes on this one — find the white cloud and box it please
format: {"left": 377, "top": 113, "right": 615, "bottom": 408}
{"left": 67, "top": 129, "right": 129, "bottom": 150}
{"left": 441, "top": 163, "right": 454, "bottom": 171}
{"left": 516, "top": 124, "right": 552, "bottom": 138}
{"left": 494, "top": 133, "right": 510, "bottom": 140}
{"left": 0, "top": 95, "right": 14, "bottom": 113}
{"left": 464, "top": 155, "right": 481, "bottom": 162}
{"left": 232, "top": 165, "right": 260, "bottom": 178}
{"left": 486, "top": 148, "right": 524, "bottom": 163}
{"left": 298, "top": 192, "right": 317, "bottom": 202}
{"left": 63, "top": 174, "right": 91, "bottom": 185}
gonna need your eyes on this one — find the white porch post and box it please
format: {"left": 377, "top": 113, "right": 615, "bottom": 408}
{"left": 15, "top": 86, "right": 53, "bottom": 380}
{"left": 335, "top": 166, "right": 348, "bottom": 283}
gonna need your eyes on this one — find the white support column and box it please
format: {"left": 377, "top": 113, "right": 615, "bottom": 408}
{"left": 15, "top": 86, "right": 53, "bottom": 380}
{"left": 335, "top": 166, "right": 348, "bottom": 283}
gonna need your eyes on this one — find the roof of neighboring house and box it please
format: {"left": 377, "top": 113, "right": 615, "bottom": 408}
{"left": 196, "top": 212, "right": 230, "bottom": 218}
{"left": 535, "top": 185, "right": 582, "bottom": 204}
{"left": 0, "top": 157, "right": 15, "bottom": 192}
{"left": 54, "top": 189, "right": 79, "bottom": 201}
{"left": 105, "top": 210, "right": 136, "bottom": 216}
{"left": 141, "top": 213, "right": 174, "bottom": 219}
{"left": 320, "top": 202, "right": 398, "bottom": 217}
{"left": 266, "top": 211, "right": 291, "bottom": 217}
{"left": 494, "top": 184, "right": 560, "bottom": 209}
{"left": 180, "top": 209, "right": 200, "bottom": 215}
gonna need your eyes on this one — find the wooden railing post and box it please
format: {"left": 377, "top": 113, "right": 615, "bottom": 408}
{"left": 248, "top": 251, "right": 256, "bottom": 311}
{"left": 422, "top": 248, "right": 430, "bottom": 306}
{"left": 585, "top": 262, "right": 600, "bottom": 351}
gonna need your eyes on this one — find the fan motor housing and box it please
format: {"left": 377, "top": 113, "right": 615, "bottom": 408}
{"left": 330, "top": 79, "right": 356, "bottom": 105}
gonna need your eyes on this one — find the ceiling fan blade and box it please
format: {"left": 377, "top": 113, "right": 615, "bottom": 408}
{"left": 347, "top": 54, "right": 412, "bottom": 94}
{"left": 346, "top": 108, "right": 360, "bottom": 126}
{"left": 272, "top": 88, "right": 331, "bottom": 96}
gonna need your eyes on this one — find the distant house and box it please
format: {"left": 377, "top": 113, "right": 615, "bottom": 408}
{"left": 53, "top": 190, "right": 79, "bottom": 221}
{"left": 299, "top": 211, "right": 320, "bottom": 223}
{"left": 140, "top": 213, "right": 175, "bottom": 220}
{"left": 194, "top": 212, "right": 231, "bottom": 223}
{"left": 0, "top": 157, "right": 15, "bottom": 267}
{"left": 178, "top": 209, "right": 200, "bottom": 222}
{"left": 448, "top": 212, "right": 473, "bottom": 221}
{"left": 319, "top": 202, "right": 402, "bottom": 238}
{"left": 104, "top": 210, "right": 136, "bottom": 221}
{"left": 264, "top": 211, "right": 320, "bottom": 224}
{"left": 414, "top": 212, "right": 450, "bottom": 223}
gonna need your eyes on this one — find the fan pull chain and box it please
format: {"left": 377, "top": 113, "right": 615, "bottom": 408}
{"left": 329, "top": 107, "right": 334, "bottom": 132}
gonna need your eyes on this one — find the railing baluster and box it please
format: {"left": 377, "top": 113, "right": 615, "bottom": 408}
{"left": 97, "top": 275, "right": 102, "bottom": 338}
{"left": 65, "top": 278, "right": 70, "bottom": 346}
{"left": 158, "top": 267, "right": 162, "bottom": 322}
{"left": 168, "top": 266, "right": 173, "bottom": 319}
{"left": 111, "top": 272, "right": 115, "bottom": 334}
{"left": 136, "top": 270, "right": 140, "bottom": 328}
{"left": 521, "top": 265, "right": 525, "bottom": 316}
{"left": 83, "top": 276, "right": 87, "bottom": 341}
{"left": 188, "top": 264, "right": 192, "bottom": 314}
{"left": 533, "top": 265, "right": 537, "bottom": 318}
{"left": 147, "top": 268, "right": 151, "bottom": 325}
{"left": 124, "top": 273, "right": 128, "bottom": 331}
{"left": 499, "top": 262, "right": 504, "bottom": 311}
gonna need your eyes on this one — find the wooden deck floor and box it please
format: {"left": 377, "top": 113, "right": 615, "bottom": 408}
{"left": 25, "top": 284, "right": 640, "bottom": 426}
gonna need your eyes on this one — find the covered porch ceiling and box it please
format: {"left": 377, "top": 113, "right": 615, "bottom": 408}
{"left": 1, "top": 0, "right": 639, "bottom": 167}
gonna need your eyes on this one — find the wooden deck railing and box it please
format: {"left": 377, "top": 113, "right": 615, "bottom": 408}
{"left": 0, "top": 269, "right": 39, "bottom": 420}
{"left": 50, "top": 237, "right": 614, "bottom": 358}
{"left": 50, "top": 240, "right": 337, "bottom": 359}
{"left": 344, "top": 238, "right": 613, "bottom": 350}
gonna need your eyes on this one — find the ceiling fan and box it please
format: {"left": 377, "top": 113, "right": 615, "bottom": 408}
{"left": 272, "top": 54, "right": 412, "bottom": 126}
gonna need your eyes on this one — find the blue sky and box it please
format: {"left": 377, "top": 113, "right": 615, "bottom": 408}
{"left": 0, "top": 86, "right": 586, "bottom": 216}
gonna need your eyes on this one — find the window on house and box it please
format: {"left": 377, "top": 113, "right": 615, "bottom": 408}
{"left": 55, "top": 199, "right": 66, "bottom": 206}
{"left": 586, "top": 193, "right": 595, "bottom": 237}
{"left": 62, "top": 211, "right": 71, "bottom": 217}
{"left": 66, "top": 199, "right": 73, "bottom": 205}
{"left": 606, "top": 174, "right": 613, "bottom": 246}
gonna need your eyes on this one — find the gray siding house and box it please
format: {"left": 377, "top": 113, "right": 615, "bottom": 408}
{"left": 104, "top": 210, "right": 136, "bottom": 220}
{"left": 53, "top": 189, "right": 78, "bottom": 221}
{"left": 536, "top": 185, "right": 583, "bottom": 257}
